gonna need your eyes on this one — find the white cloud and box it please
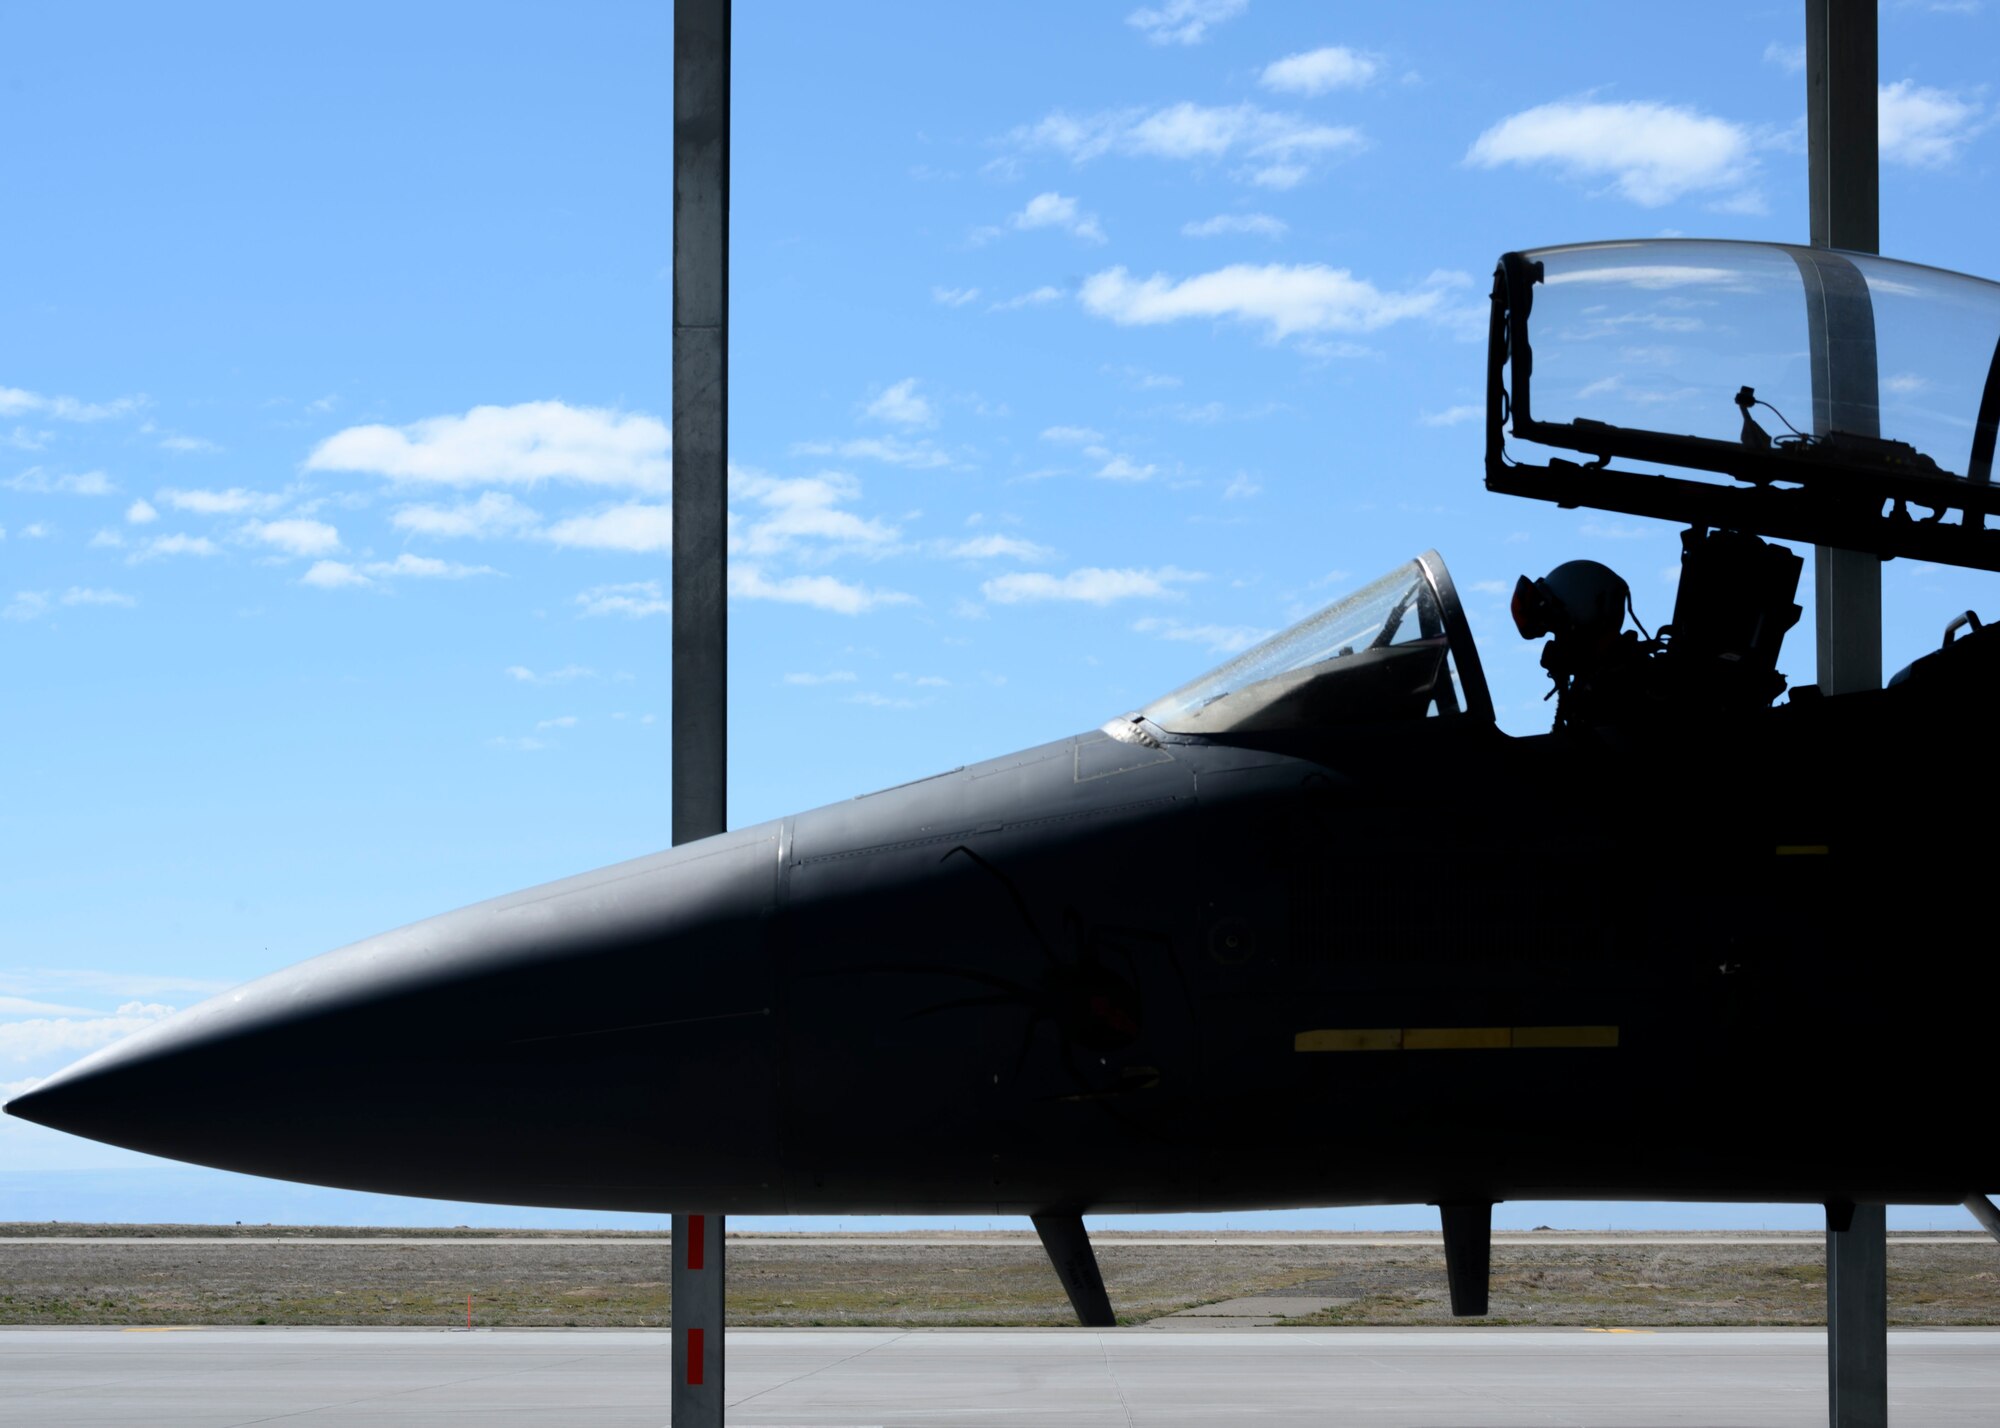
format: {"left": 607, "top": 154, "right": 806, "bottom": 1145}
{"left": 0, "top": 1001, "right": 175, "bottom": 1064}
{"left": 299, "top": 560, "right": 372, "bottom": 589}
{"left": 128, "top": 533, "right": 219, "bottom": 562}
{"left": 1222, "top": 473, "right": 1262, "bottom": 499}
{"left": 1878, "top": 80, "right": 1985, "bottom": 167}
{"left": 506, "top": 664, "right": 594, "bottom": 684}
{"left": 1011, "top": 102, "right": 1365, "bottom": 187}
{"left": 4, "top": 426, "right": 50, "bottom": 451}
{"left": 488, "top": 735, "right": 548, "bottom": 752}
{"left": 307, "top": 400, "right": 671, "bottom": 492}
{"left": 6, "top": 467, "right": 115, "bottom": 496}
{"left": 391, "top": 491, "right": 540, "bottom": 539}
{"left": 544, "top": 502, "right": 674, "bottom": 552}
{"left": 1763, "top": 41, "right": 1806, "bottom": 73}
{"left": 156, "top": 486, "right": 284, "bottom": 515}
{"left": 863, "top": 378, "right": 936, "bottom": 428}
{"left": 1010, "top": 192, "right": 1107, "bottom": 244}
{"left": 241, "top": 517, "right": 341, "bottom": 558}
{"left": 988, "top": 285, "right": 1064, "bottom": 312}
{"left": 1886, "top": 372, "right": 1930, "bottom": 395}
{"left": 1125, "top": 0, "right": 1246, "bottom": 45}
{"left": 60, "top": 587, "right": 136, "bottom": 608}
{"left": 1080, "top": 263, "right": 1468, "bottom": 340}
{"left": 731, "top": 471, "right": 898, "bottom": 559}
{"left": 21, "top": 522, "right": 52, "bottom": 539}
{"left": 0, "top": 387, "right": 146, "bottom": 423}
{"left": 363, "top": 553, "right": 496, "bottom": 579}
{"left": 1260, "top": 46, "right": 1381, "bottom": 95}
{"left": 982, "top": 565, "right": 1203, "bottom": 605}
{"left": 932, "top": 285, "right": 981, "bottom": 307}
{"left": 1041, "top": 425, "right": 1105, "bottom": 445}
{"left": 124, "top": 498, "right": 158, "bottom": 525}
{"left": 730, "top": 565, "right": 914, "bottom": 615}
{"left": 1466, "top": 100, "right": 1756, "bottom": 207}
{"left": 2, "top": 592, "right": 50, "bottom": 621}
{"left": 1134, "top": 616, "right": 1272, "bottom": 653}
{"left": 158, "top": 434, "right": 220, "bottom": 454}
{"left": 941, "top": 533, "right": 1055, "bottom": 561}
{"left": 1182, "top": 212, "right": 1288, "bottom": 239}
{"left": 1421, "top": 404, "right": 1483, "bottom": 427}
{"left": 789, "top": 436, "right": 952, "bottom": 469}
{"left": 88, "top": 529, "right": 124, "bottom": 549}
{"left": 576, "top": 579, "right": 670, "bottom": 618}
{"left": 535, "top": 715, "right": 579, "bottom": 731}
{"left": 1095, "top": 452, "right": 1157, "bottom": 482}
{"left": 784, "top": 670, "right": 859, "bottom": 685}
{"left": 846, "top": 691, "right": 922, "bottom": 709}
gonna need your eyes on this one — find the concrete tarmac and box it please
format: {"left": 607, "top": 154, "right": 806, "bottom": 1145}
{"left": 4, "top": 1327, "right": 1998, "bottom": 1426}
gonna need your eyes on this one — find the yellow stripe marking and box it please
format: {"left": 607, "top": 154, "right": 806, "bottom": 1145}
{"left": 1405, "top": 1026, "right": 1512, "bottom": 1051}
{"left": 1295, "top": 1026, "right": 1619, "bottom": 1052}
{"left": 1294, "top": 1028, "right": 1403, "bottom": 1052}
{"left": 1585, "top": 1327, "right": 1654, "bottom": 1334}
{"left": 1776, "top": 844, "right": 1829, "bottom": 855}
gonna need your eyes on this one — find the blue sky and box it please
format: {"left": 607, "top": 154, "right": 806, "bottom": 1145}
{"left": 4, "top": 1, "right": 1996, "bottom": 1230}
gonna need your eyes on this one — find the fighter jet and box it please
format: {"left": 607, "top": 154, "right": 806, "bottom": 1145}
{"left": 11, "top": 239, "right": 2000, "bottom": 1324}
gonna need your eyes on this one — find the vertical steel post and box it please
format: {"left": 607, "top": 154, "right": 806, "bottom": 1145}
{"left": 674, "top": 0, "right": 730, "bottom": 848}
{"left": 673, "top": 1211, "right": 726, "bottom": 1423}
{"left": 1827, "top": 1202, "right": 1888, "bottom": 1428}
{"left": 673, "top": 4, "right": 729, "bottom": 1425}
{"left": 1806, "top": 0, "right": 1882, "bottom": 696}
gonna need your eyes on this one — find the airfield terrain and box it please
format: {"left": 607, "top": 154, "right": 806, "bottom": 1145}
{"left": 2, "top": 1227, "right": 1996, "bottom": 1329}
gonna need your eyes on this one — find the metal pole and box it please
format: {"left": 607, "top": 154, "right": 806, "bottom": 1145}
{"left": 1826, "top": 1202, "right": 1888, "bottom": 1428}
{"left": 1806, "top": 0, "right": 1882, "bottom": 696}
{"left": 673, "top": 4, "right": 729, "bottom": 1425}
{"left": 672, "top": 1210, "right": 726, "bottom": 1422}
{"left": 674, "top": 0, "right": 730, "bottom": 847}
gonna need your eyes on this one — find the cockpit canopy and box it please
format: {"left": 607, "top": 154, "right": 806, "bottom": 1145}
{"left": 1140, "top": 553, "right": 1492, "bottom": 737}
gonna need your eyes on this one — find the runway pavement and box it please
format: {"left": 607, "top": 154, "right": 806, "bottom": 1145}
{"left": 3, "top": 1327, "right": 1997, "bottom": 1426}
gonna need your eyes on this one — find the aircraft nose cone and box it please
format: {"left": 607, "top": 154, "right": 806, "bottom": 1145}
{"left": 4, "top": 825, "right": 784, "bottom": 1212}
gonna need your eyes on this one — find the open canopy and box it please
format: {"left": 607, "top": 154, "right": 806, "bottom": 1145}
{"left": 1140, "top": 552, "right": 1492, "bottom": 736}
{"left": 1487, "top": 239, "right": 2000, "bottom": 570}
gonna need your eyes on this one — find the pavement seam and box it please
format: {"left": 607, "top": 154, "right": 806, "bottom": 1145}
{"left": 725, "top": 1328, "right": 912, "bottom": 1411}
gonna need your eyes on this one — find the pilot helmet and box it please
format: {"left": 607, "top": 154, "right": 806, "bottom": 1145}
{"left": 1512, "top": 559, "right": 1629, "bottom": 643}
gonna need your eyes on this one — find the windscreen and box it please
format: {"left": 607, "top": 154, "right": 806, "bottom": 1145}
{"left": 1142, "top": 563, "right": 1461, "bottom": 735}
{"left": 1518, "top": 239, "right": 2000, "bottom": 479}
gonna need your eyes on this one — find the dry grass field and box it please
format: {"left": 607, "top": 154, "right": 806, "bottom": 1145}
{"left": 1, "top": 1227, "right": 1995, "bottom": 1329}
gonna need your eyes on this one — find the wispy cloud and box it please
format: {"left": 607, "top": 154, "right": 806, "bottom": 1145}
{"left": 59, "top": 586, "right": 137, "bottom": 608}
{"left": 863, "top": 378, "right": 935, "bottom": 428}
{"left": 1041, "top": 425, "right": 1105, "bottom": 445}
{"left": 124, "top": 498, "right": 158, "bottom": 525}
{"left": 5, "top": 467, "right": 115, "bottom": 496}
{"left": 307, "top": 401, "right": 670, "bottom": 492}
{"left": 983, "top": 565, "right": 1202, "bottom": 605}
{"left": 789, "top": 436, "right": 953, "bottom": 469}
{"left": 157, "top": 486, "right": 284, "bottom": 515}
{"left": 506, "top": 664, "right": 595, "bottom": 684}
{"left": 0, "top": 1001, "right": 175, "bottom": 1064}
{"left": 240, "top": 517, "right": 341, "bottom": 558}
{"left": 931, "top": 285, "right": 981, "bottom": 307}
{"left": 939, "top": 533, "right": 1054, "bottom": 561}
{"left": 731, "top": 472, "right": 897, "bottom": 558}
{"left": 544, "top": 502, "right": 673, "bottom": 552}
{"left": 1466, "top": 99, "right": 1758, "bottom": 208}
{"left": 363, "top": 553, "right": 496, "bottom": 580}
{"left": 1080, "top": 263, "right": 1470, "bottom": 340}
{"left": 1133, "top": 615, "right": 1271, "bottom": 653}
{"left": 988, "top": 285, "right": 1064, "bottom": 312}
{"left": 1762, "top": 41, "right": 1806, "bottom": 73}
{"left": 1259, "top": 45, "right": 1381, "bottom": 95}
{"left": 1008, "top": 191, "right": 1106, "bottom": 244}
{"left": 1421, "top": 404, "right": 1483, "bottom": 427}
{"left": 575, "top": 579, "right": 671, "bottom": 618}
{"left": 784, "top": 669, "right": 859, "bottom": 685}
{"left": 127, "top": 533, "right": 219, "bottom": 563}
{"left": 730, "top": 565, "right": 914, "bottom": 615}
{"left": 1182, "top": 212, "right": 1288, "bottom": 239}
{"left": 158, "top": 433, "right": 221, "bottom": 454}
{"left": 0, "top": 387, "right": 147, "bottom": 423}
{"left": 391, "top": 491, "right": 541, "bottom": 539}
{"left": 1879, "top": 80, "right": 1986, "bottom": 166}
{"left": 1125, "top": 0, "right": 1246, "bottom": 45}
{"left": 299, "top": 559, "right": 372, "bottom": 589}
{"left": 1009, "top": 101, "right": 1365, "bottom": 188}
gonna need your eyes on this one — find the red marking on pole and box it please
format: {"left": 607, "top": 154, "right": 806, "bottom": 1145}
{"left": 687, "top": 1327, "right": 705, "bottom": 1386}
{"left": 688, "top": 1215, "right": 705, "bottom": 1271}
